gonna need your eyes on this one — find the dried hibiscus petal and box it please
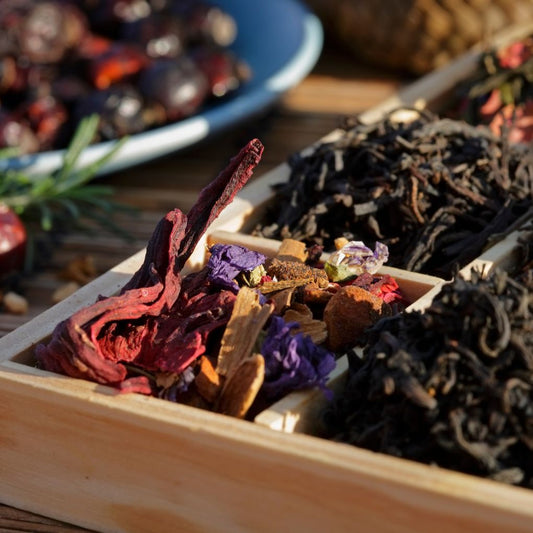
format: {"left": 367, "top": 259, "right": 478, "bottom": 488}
{"left": 35, "top": 139, "right": 264, "bottom": 389}
{"left": 350, "top": 272, "right": 404, "bottom": 306}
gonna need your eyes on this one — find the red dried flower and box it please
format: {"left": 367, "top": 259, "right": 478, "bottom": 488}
{"left": 35, "top": 139, "right": 264, "bottom": 391}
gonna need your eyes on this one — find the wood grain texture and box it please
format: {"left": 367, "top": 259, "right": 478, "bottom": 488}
{"left": 3, "top": 354, "right": 533, "bottom": 533}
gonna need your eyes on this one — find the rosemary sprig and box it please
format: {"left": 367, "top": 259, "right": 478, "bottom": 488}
{"left": 0, "top": 115, "right": 137, "bottom": 272}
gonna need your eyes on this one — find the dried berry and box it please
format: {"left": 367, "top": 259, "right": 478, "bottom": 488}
{"left": 0, "top": 0, "right": 249, "bottom": 153}
{"left": 74, "top": 85, "right": 146, "bottom": 139}
{"left": 138, "top": 57, "right": 209, "bottom": 121}
{"left": 0, "top": 205, "right": 27, "bottom": 278}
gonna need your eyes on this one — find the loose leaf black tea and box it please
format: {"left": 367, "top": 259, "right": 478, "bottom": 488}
{"left": 253, "top": 108, "right": 533, "bottom": 278}
{"left": 324, "top": 225, "right": 533, "bottom": 487}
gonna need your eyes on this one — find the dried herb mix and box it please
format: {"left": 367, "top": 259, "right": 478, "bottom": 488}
{"left": 324, "top": 226, "right": 533, "bottom": 487}
{"left": 253, "top": 108, "right": 533, "bottom": 279}
{"left": 36, "top": 140, "right": 406, "bottom": 418}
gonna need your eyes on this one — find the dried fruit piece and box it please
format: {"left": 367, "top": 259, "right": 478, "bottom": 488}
{"left": 3, "top": 291, "right": 28, "bottom": 314}
{"left": 323, "top": 285, "right": 392, "bottom": 352}
{"left": 267, "top": 257, "right": 328, "bottom": 287}
{"left": 215, "top": 353, "right": 265, "bottom": 419}
{"left": 276, "top": 238, "right": 308, "bottom": 263}
{"left": 303, "top": 285, "right": 334, "bottom": 306}
{"left": 59, "top": 255, "right": 97, "bottom": 284}
{"left": 52, "top": 281, "right": 81, "bottom": 303}
{"left": 0, "top": 205, "right": 27, "bottom": 278}
{"left": 216, "top": 286, "right": 273, "bottom": 376}
{"left": 283, "top": 302, "right": 327, "bottom": 345}
{"left": 138, "top": 57, "right": 209, "bottom": 121}
{"left": 268, "top": 286, "right": 296, "bottom": 314}
{"left": 194, "top": 355, "right": 221, "bottom": 404}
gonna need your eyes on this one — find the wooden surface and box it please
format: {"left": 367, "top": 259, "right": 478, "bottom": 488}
{"left": 0, "top": 42, "right": 408, "bottom": 530}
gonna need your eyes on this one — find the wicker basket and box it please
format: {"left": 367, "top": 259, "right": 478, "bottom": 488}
{"left": 306, "top": 0, "right": 533, "bottom": 74}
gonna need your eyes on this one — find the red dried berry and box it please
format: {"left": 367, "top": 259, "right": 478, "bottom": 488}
{"left": 25, "top": 94, "right": 68, "bottom": 149}
{"left": 0, "top": 205, "right": 27, "bottom": 277}
{"left": 138, "top": 57, "right": 208, "bottom": 121}
{"left": 193, "top": 47, "right": 249, "bottom": 98}
{"left": 0, "top": 110, "right": 40, "bottom": 153}
{"left": 87, "top": 43, "right": 149, "bottom": 89}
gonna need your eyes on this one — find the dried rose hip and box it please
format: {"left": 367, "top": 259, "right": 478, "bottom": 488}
{"left": 0, "top": 0, "right": 248, "bottom": 154}
{"left": 74, "top": 85, "right": 146, "bottom": 139}
{"left": 24, "top": 94, "right": 69, "bottom": 149}
{"left": 87, "top": 43, "right": 149, "bottom": 89}
{"left": 193, "top": 47, "right": 249, "bottom": 98}
{"left": 0, "top": 205, "right": 27, "bottom": 277}
{"left": 0, "top": 110, "right": 40, "bottom": 153}
{"left": 20, "top": 1, "right": 87, "bottom": 63}
{"left": 138, "top": 57, "right": 209, "bottom": 121}
{"left": 120, "top": 12, "right": 186, "bottom": 59}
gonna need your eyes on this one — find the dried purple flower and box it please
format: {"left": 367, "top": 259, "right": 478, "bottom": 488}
{"left": 325, "top": 241, "right": 389, "bottom": 282}
{"left": 207, "top": 243, "right": 266, "bottom": 292}
{"left": 260, "top": 315, "right": 336, "bottom": 401}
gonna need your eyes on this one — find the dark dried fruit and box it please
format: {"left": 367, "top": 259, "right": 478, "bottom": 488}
{"left": 74, "top": 85, "right": 146, "bottom": 139}
{"left": 0, "top": 0, "right": 249, "bottom": 153}
{"left": 138, "top": 57, "right": 208, "bottom": 121}
{"left": 323, "top": 285, "right": 392, "bottom": 352}
{"left": 0, "top": 111, "right": 40, "bottom": 153}
{"left": 0, "top": 205, "right": 27, "bottom": 278}
{"left": 120, "top": 11, "right": 185, "bottom": 59}
{"left": 87, "top": 42, "right": 149, "bottom": 89}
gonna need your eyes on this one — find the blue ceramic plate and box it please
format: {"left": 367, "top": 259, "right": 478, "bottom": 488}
{"left": 2, "top": 0, "right": 323, "bottom": 178}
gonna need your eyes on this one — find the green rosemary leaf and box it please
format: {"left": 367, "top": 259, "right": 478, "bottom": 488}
{"left": 61, "top": 184, "right": 115, "bottom": 198}
{"left": 0, "top": 147, "right": 20, "bottom": 159}
{"left": 0, "top": 114, "right": 138, "bottom": 272}
{"left": 56, "top": 115, "right": 100, "bottom": 182}
{"left": 55, "top": 118, "right": 128, "bottom": 192}
{"left": 61, "top": 137, "right": 128, "bottom": 189}
{"left": 39, "top": 203, "right": 53, "bottom": 232}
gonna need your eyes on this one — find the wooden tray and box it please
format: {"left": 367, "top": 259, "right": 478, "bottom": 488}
{"left": 459, "top": 218, "right": 533, "bottom": 280}
{"left": 2, "top": 23, "right": 533, "bottom": 533}
{"left": 0, "top": 226, "right": 531, "bottom": 533}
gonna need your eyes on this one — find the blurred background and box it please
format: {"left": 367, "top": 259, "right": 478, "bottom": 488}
{"left": 308, "top": 0, "right": 533, "bottom": 75}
